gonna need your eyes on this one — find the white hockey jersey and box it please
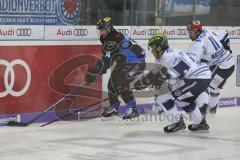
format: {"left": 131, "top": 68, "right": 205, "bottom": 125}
{"left": 211, "top": 29, "right": 229, "bottom": 43}
{"left": 186, "top": 29, "right": 234, "bottom": 69}
{"left": 207, "top": 29, "right": 231, "bottom": 52}
{"left": 157, "top": 48, "right": 211, "bottom": 80}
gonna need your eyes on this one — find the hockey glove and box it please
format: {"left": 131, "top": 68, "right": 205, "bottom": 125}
{"left": 84, "top": 71, "right": 98, "bottom": 84}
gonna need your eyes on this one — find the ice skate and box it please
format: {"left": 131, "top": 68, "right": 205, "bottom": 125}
{"left": 164, "top": 116, "right": 186, "bottom": 133}
{"left": 102, "top": 107, "right": 118, "bottom": 118}
{"left": 122, "top": 107, "right": 139, "bottom": 120}
{"left": 188, "top": 119, "right": 209, "bottom": 131}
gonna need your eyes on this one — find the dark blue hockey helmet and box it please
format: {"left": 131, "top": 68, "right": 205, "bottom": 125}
{"left": 96, "top": 17, "right": 113, "bottom": 30}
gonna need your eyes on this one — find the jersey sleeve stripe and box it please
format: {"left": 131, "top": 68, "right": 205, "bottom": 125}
{"left": 210, "top": 36, "right": 221, "bottom": 49}
{"left": 222, "top": 33, "right": 229, "bottom": 41}
{"left": 191, "top": 68, "right": 210, "bottom": 77}
{"left": 208, "top": 36, "right": 220, "bottom": 50}
{"left": 170, "top": 60, "right": 190, "bottom": 78}
{"left": 214, "top": 52, "right": 232, "bottom": 64}
{"left": 168, "top": 68, "right": 180, "bottom": 78}
{"left": 188, "top": 66, "right": 209, "bottom": 76}
{"left": 208, "top": 37, "right": 218, "bottom": 50}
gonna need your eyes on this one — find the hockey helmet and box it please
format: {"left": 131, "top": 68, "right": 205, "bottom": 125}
{"left": 148, "top": 33, "right": 169, "bottom": 51}
{"left": 187, "top": 20, "right": 203, "bottom": 31}
{"left": 97, "top": 17, "right": 113, "bottom": 30}
{"left": 148, "top": 34, "right": 169, "bottom": 59}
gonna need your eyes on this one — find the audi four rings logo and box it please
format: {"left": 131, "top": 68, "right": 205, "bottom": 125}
{"left": 117, "top": 29, "right": 129, "bottom": 36}
{"left": 177, "top": 29, "right": 187, "bottom": 35}
{"left": 74, "top": 29, "right": 88, "bottom": 36}
{"left": 148, "top": 29, "right": 161, "bottom": 35}
{"left": 0, "top": 59, "right": 31, "bottom": 97}
{"left": 16, "top": 28, "right": 32, "bottom": 36}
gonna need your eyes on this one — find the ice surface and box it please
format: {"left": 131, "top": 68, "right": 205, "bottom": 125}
{"left": 1, "top": 108, "right": 240, "bottom": 160}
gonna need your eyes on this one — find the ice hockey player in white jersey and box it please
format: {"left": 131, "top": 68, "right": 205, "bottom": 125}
{"left": 133, "top": 33, "right": 212, "bottom": 132}
{"left": 186, "top": 20, "right": 235, "bottom": 115}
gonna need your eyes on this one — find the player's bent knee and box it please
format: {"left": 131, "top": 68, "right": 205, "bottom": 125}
{"left": 162, "top": 99, "right": 175, "bottom": 111}
{"left": 156, "top": 93, "right": 173, "bottom": 104}
{"left": 182, "top": 103, "right": 196, "bottom": 113}
{"left": 196, "top": 91, "right": 209, "bottom": 107}
{"left": 156, "top": 94, "right": 175, "bottom": 111}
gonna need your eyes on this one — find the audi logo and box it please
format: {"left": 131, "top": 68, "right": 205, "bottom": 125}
{"left": 16, "top": 28, "right": 32, "bottom": 36}
{"left": 177, "top": 29, "right": 188, "bottom": 35}
{"left": 0, "top": 59, "right": 31, "bottom": 97}
{"left": 74, "top": 29, "right": 88, "bottom": 36}
{"left": 148, "top": 29, "right": 161, "bottom": 35}
{"left": 117, "top": 29, "right": 130, "bottom": 36}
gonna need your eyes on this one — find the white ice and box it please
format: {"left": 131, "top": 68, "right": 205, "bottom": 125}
{"left": 1, "top": 108, "right": 240, "bottom": 160}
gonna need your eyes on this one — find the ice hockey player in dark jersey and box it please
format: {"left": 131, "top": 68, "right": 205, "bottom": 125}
{"left": 84, "top": 17, "right": 145, "bottom": 119}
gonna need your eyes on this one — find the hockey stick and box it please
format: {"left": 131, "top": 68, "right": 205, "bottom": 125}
{"left": 41, "top": 85, "right": 169, "bottom": 127}
{"left": 7, "top": 82, "right": 88, "bottom": 127}
{"left": 40, "top": 97, "right": 109, "bottom": 127}
{"left": 40, "top": 84, "right": 150, "bottom": 127}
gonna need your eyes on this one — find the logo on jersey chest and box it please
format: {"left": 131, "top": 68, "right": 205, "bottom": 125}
{"left": 173, "top": 90, "right": 182, "bottom": 97}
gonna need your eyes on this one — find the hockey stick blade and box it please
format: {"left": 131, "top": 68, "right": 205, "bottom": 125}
{"left": 7, "top": 82, "right": 87, "bottom": 127}
{"left": 40, "top": 97, "right": 109, "bottom": 127}
{"left": 7, "top": 121, "right": 29, "bottom": 127}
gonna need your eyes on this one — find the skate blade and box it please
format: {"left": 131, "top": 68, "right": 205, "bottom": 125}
{"left": 121, "top": 120, "right": 140, "bottom": 126}
{"left": 188, "top": 130, "right": 210, "bottom": 134}
{"left": 7, "top": 121, "right": 29, "bottom": 127}
{"left": 168, "top": 129, "right": 188, "bottom": 134}
{"left": 121, "top": 117, "right": 140, "bottom": 125}
{"left": 164, "top": 127, "right": 187, "bottom": 133}
{"left": 100, "top": 116, "right": 117, "bottom": 121}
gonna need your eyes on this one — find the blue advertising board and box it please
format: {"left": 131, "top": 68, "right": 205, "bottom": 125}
{"left": 0, "top": 0, "right": 81, "bottom": 25}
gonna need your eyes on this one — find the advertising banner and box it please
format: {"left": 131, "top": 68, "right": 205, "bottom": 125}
{"left": 0, "top": 25, "right": 44, "bottom": 40}
{"left": 0, "top": 25, "right": 240, "bottom": 41}
{"left": 131, "top": 26, "right": 163, "bottom": 40}
{"left": 219, "top": 97, "right": 237, "bottom": 108}
{"left": 114, "top": 26, "right": 132, "bottom": 38}
{"left": 44, "top": 25, "right": 99, "bottom": 40}
{"left": 206, "top": 26, "right": 240, "bottom": 39}
{"left": 0, "top": 0, "right": 81, "bottom": 25}
{"left": 0, "top": 45, "right": 102, "bottom": 118}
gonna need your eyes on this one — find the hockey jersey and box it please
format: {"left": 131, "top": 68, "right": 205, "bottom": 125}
{"left": 158, "top": 48, "right": 211, "bottom": 80}
{"left": 100, "top": 29, "right": 145, "bottom": 64}
{"left": 209, "top": 29, "right": 231, "bottom": 51}
{"left": 186, "top": 29, "right": 234, "bottom": 69}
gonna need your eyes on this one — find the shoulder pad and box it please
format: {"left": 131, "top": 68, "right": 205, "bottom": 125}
{"left": 114, "top": 32, "right": 124, "bottom": 42}
{"left": 161, "top": 49, "right": 175, "bottom": 64}
{"left": 195, "top": 32, "right": 206, "bottom": 42}
{"left": 119, "top": 36, "right": 131, "bottom": 49}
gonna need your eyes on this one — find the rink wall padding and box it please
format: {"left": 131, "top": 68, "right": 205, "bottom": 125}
{"left": 0, "top": 44, "right": 103, "bottom": 126}
{"left": 0, "top": 25, "right": 240, "bottom": 126}
{"left": 0, "top": 25, "right": 240, "bottom": 41}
